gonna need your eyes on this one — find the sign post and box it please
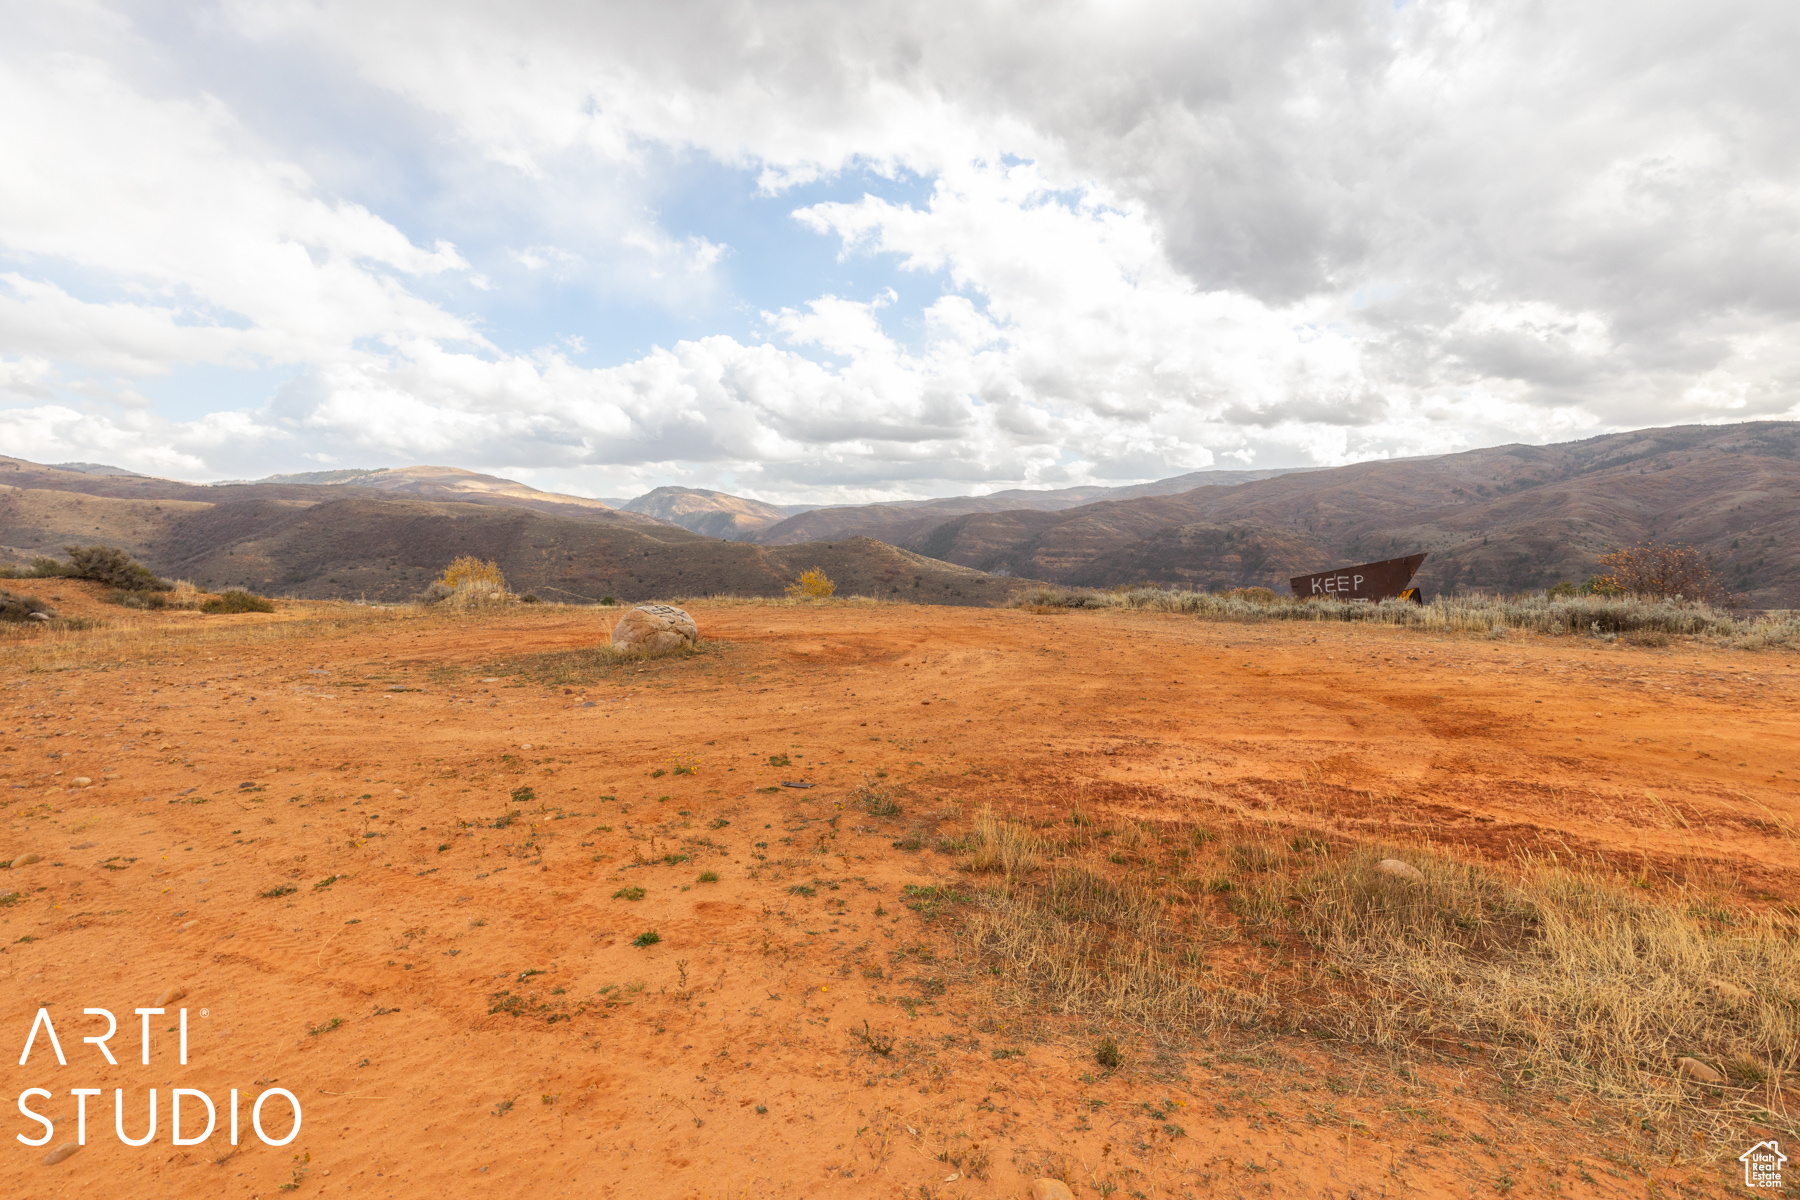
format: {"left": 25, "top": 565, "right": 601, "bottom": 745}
{"left": 1289, "top": 553, "right": 1427, "bottom": 603}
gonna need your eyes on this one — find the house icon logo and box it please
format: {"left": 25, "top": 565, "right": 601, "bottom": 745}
{"left": 1740, "top": 1140, "right": 1786, "bottom": 1188}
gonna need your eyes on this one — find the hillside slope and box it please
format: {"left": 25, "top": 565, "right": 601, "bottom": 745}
{"left": 891, "top": 422, "right": 1800, "bottom": 604}
{"left": 155, "top": 496, "right": 1023, "bottom": 605}
{"left": 0, "top": 458, "right": 1030, "bottom": 605}
{"left": 752, "top": 466, "right": 1305, "bottom": 544}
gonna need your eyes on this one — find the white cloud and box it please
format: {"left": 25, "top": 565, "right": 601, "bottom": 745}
{"left": 2, "top": 0, "right": 1797, "bottom": 500}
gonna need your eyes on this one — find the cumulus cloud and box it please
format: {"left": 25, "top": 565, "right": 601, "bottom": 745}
{"left": 1, "top": 0, "right": 1796, "bottom": 500}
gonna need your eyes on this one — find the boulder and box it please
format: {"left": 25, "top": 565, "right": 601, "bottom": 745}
{"left": 1030, "top": 1181, "right": 1075, "bottom": 1200}
{"left": 611, "top": 604, "right": 699, "bottom": 653}
{"left": 1375, "top": 858, "right": 1425, "bottom": 883}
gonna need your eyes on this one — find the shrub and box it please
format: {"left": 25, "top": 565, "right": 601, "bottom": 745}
{"left": 1095, "top": 1037, "right": 1122, "bottom": 1070}
{"left": 785, "top": 567, "right": 836, "bottom": 599}
{"left": 1592, "top": 542, "right": 1735, "bottom": 606}
{"left": 0, "top": 589, "right": 55, "bottom": 622}
{"left": 202, "top": 589, "right": 275, "bottom": 614}
{"left": 57, "top": 544, "right": 171, "bottom": 591}
{"left": 440, "top": 555, "right": 506, "bottom": 591}
{"left": 520, "top": 592, "right": 541, "bottom": 604}
{"left": 632, "top": 930, "right": 660, "bottom": 947}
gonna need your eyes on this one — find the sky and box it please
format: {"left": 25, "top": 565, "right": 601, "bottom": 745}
{"left": 2, "top": 0, "right": 1797, "bottom": 505}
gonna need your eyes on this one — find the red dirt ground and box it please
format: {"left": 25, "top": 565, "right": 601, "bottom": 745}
{"left": 1, "top": 588, "right": 1795, "bottom": 1198}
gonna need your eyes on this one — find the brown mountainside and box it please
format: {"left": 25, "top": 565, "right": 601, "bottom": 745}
{"left": 753, "top": 466, "right": 1303, "bottom": 544}
{"left": 0, "top": 458, "right": 1025, "bottom": 605}
{"left": 884, "top": 422, "right": 1800, "bottom": 604}
{"left": 155, "top": 497, "right": 1019, "bottom": 605}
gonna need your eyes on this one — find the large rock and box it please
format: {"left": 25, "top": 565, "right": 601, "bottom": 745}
{"left": 611, "top": 604, "right": 699, "bottom": 653}
{"left": 1030, "top": 1181, "right": 1075, "bottom": 1200}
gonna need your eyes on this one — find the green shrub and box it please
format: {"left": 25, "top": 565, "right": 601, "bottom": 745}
{"left": 202, "top": 589, "right": 275, "bottom": 614}
{"left": 61, "top": 545, "right": 171, "bottom": 591}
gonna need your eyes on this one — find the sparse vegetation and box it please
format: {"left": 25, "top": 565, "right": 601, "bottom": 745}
{"left": 632, "top": 930, "right": 661, "bottom": 947}
{"left": 948, "top": 807, "right": 1798, "bottom": 1142}
{"left": 1012, "top": 585, "right": 1800, "bottom": 649}
{"left": 851, "top": 777, "right": 901, "bottom": 817}
{"left": 613, "top": 887, "right": 645, "bottom": 900}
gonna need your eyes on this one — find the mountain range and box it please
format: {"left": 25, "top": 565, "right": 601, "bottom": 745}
{"left": 5, "top": 419, "right": 1797, "bottom": 606}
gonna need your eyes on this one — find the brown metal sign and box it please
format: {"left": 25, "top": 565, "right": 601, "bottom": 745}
{"left": 1290, "top": 553, "right": 1427, "bottom": 602}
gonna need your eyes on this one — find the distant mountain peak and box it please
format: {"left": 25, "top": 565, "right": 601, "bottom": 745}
{"left": 620, "top": 486, "right": 791, "bottom": 540}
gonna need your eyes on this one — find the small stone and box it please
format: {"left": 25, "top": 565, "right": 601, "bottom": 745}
{"left": 1677, "top": 1056, "right": 1724, "bottom": 1084}
{"left": 180, "top": 920, "right": 199, "bottom": 931}
{"left": 157, "top": 986, "right": 188, "bottom": 1005}
{"left": 42, "top": 1142, "right": 78, "bottom": 1165}
{"left": 1030, "top": 1180, "right": 1075, "bottom": 1200}
{"left": 519, "top": 743, "right": 533, "bottom": 751}
{"left": 71, "top": 777, "right": 92, "bottom": 787}
{"left": 611, "top": 604, "right": 699, "bottom": 653}
{"left": 69, "top": 841, "right": 96, "bottom": 850}
{"left": 13, "top": 852, "right": 42, "bottom": 867}
{"left": 28, "top": 612, "right": 50, "bottom": 622}
{"left": 1375, "top": 858, "right": 1425, "bottom": 883}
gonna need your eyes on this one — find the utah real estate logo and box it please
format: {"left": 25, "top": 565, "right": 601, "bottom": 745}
{"left": 1740, "top": 1140, "right": 1786, "bottom": 1189}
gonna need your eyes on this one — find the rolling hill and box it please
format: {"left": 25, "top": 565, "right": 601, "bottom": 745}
{"left": 752, "top": 466, "right": 1305, "bottom": 545}
{"left": 869, "top": 422, "right": 1800, "bottom": 606}
{"left": 7, "top": 419, "right": 1796, "bottom": 607}
{"left": 0, "top": 458, "right": 1025, "bottom": 605}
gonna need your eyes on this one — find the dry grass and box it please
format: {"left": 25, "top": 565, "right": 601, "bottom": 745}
{"left": 967, "top": 805, "right": 1039, "bottom": 877}
{"left": 1012, "top": 585, "right": 1800, "bottom": 649}
{"left": 946, "top": 808, "right": 1799, "bottom": 1146}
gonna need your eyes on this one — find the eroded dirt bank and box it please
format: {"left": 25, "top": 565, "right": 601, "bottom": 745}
{"left": 2, "top": 595, "right": 1795, "bottom": 1198}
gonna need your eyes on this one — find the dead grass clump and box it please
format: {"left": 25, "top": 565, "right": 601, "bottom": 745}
{"left": 961, "top": 865, "right": 1226, "bottom": 1027}
{"left": 954, "top": 822, "right": 1797, "bottom": 1142}
{"left": 1241, "top": 847, "right": 1799, "bottom": 1097}
{"left": 968, "top": 806, "right": 1040, "bottom": 877}
{"left": 850, "top": 777, "right": 902, "bottom": 817}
